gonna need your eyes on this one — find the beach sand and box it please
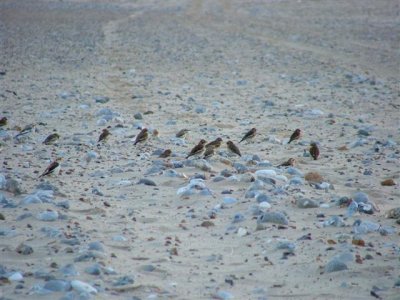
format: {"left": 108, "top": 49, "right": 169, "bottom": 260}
{"left": 1, "top": 0, "right": 399, "bottom": 299}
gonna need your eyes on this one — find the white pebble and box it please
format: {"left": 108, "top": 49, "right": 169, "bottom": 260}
{"left": 237, "top": 227, "right": 248, "bottom": 237}
{"left": 71, "top": 280, "right": 97, "bottom": 294}
{"left": 8, "top": 272, "right": 23, "bottom": 281}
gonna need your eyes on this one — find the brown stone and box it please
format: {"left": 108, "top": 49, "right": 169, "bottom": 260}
{"left": 305, "top": 172, "right": 323, "bottom": 183}
{"left": 381, "top": 179, "right": 396, "bottom": 186}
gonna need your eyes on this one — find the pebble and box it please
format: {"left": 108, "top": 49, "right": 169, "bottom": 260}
{"left": 381, "top": 179, "right": 396, "bottom": 186}
{"left": 134, "top": 112, "right": 143, "bottom": 120}
{"left": 237, "top": 227, "right": 248, "bottom": 237}
{"left": 304, "top": 172, "right": 323, "bottom": 183}
{"left": 276, "top": 241, "right": 296, "bottom": 252}
{"left": 286, "top": 167, "right": 303, "bottom": 177}
{"left": 223, "top": 197, "right": 237, "bottom": 205}
{"left": 353, "top": 192, "right": 369, "bottom": 203}
{"left": 296, "top": 198, "right": 319, "bottom": 208}
{"left": 85, "top": 264, "right": 102, "bottom": 275}
{"left": 8, "top": 272, "right": 24, "bottom": 281}
{"left": 289, "top": 176, "right": 304, "bottom": 185}
{"left": 94, "top": 95, "right": 110, "bottom": 103}
{"left": 22, "top": 189, "right": 54, "bottom": 204}
{"left": 137, "top": 178, "right": 157, "bottom": 186}
{"left": 36, "top": 210, "right": 59, "bottom": 221}
{"left": 257, "top": 212, "right": 288, "bottom": 225}
{"left": 41, "top": 226, "right": 61, "bottom": 237}
{"left": 88, "top": 241, "right": 104, "bottom": 252}
{"left": 325, "top": 259, "right": 348, "bottom": 273}
{"left": 44, "top": 280, "right": 71, "bottom": 292}
{"left": 60, "top": 264, "right": 78, "bottom": 277}
{"left": 16, "top": 243, "right": 34, "bottom": 255}
{"left": 323, "top": 216, "right": 345, "bottom": 227}
{"left": 232, "top": 213, "right": 245, "bottom": 223}
{"left": 256, "top": 193, "right": 272, "bottom": 203}
{"left": 215, "top": 290, "right": 234, "bottom": 300}
{"left": 0, "top": 174, "right": 6, "bottom": 189}
{"left": 5, "top": 178, "right": 21, "bottom": 195}
{"left": 113, "top": 275, "right": 134, "bottom": 286}
{"left": 70, "top": 280, "right": 97, "bottom": 294}
{"left": 352, "top": 220, "right": 380, "bottom": 234}
{"left": 259, "top": 202, "right": 271, "bottom": 209}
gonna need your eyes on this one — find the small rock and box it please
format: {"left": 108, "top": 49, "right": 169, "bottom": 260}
{"left": 223, "top": 197, "right": 237, "bottom": 205}
{"left": 16, "top": 243, "right": 34, "bottom": 255}
{"left": 305, "top": 172, "right": 323, "bottom": 183}
{"left": 296, "top": 198, "right": 319, "bottom": 208}
{"left": 323, "top": 216, "right": 345, "bottom": 227}
{"left": 201, "top": 221, "right": 215, "bottom": 228}
{"left": 71, "top": 280, "right": 97, "bottom": 294}
{"left": 113, "top": 276, "right": 134, "bottom": 286}
{"left": 257, "top": 212, "right": 288, "bottom": 225}
{"left": 134, "top": 113, "right": 143, "bottom": 120}
{"left": 36, "top": 210, "right": 59, "bottom": 221}
{"left": 381, "top": 179, "right": 396, "bottom": 186}
{"left": 5, "top": 178, "right": 21, "bottom": 195}
{"left": 237, "top": 227, "right": 247, "bottom": 237}
{"left": 325, "top": 259, "right": 348, "bottom": 273}
{"left": 353, "top": 192, "right": 369, "bottom": 203}
{"left": 85, "top": 264, "right": 102, "bottom": 275}
{"left": 215, "top": 290, "right": 234, "bottom": 300}
{"left": 137, "top": 178, "right": 157, "bottom": 186}
{"left": 60, "top": 264, "right": 78, "bottom": 277}
{"left": 386, "top": 207, "right": 400, "bottom": 219}
{"left": 94, "top": 96, "right": 110, "bottom": 104}
{"left": 44, "top": 280, "right": 70, "bottom": 292}
{"left": 88, "top": 241, "right": 104, "bottom": 252}
{"left": 8, "top": 272, "right": 24, "bottom": 281}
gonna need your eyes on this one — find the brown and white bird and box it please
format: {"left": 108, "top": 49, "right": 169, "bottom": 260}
{"left": 227, "top": 140, "right": 241, "bottom": 157}
{"left": 288, "top": 129, "right": 301, "bottom": 144}
{"left": 309, "top": 143, "right": 320, "bottom": 160}
{"left": 278, "top": 158, "right": 296, "bottom": 167}
{"left": 206, "top": 137, "right": 223, "bottom": 149}
{"left": 239, "top": 128, "right": 256, "bottom": 143}
{"left": 134, "top": 128, "right": 148, "bottom": 145}
{"left": 203, "top": 146, "right": 215, "bottom": 159}
{"left": 43, "top": 133, "right": 60, "bottom": 145}
{"left": 0, "top": 117, "right": 7, "bottom": 127}
{"left": 98, "top": 129, "right": 110, "bottom": 143}
{"left": 186, "top": 139, "right": 207, "bottom": 159}
{"left": 159, "top": 149, "right": 172, "bottom": 158}
{"left": 39, "top": 158, "right": 62, "bottom": 178}
{"left": 176, "top": 129, "right": 189, "bottom": 138}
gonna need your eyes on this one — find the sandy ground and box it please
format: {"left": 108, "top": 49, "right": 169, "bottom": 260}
{"left": 1, "top": 0, "right": 399, "bottom": 299}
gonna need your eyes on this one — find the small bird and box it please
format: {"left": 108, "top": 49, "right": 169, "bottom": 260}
{"left": 39, "top": 158, "right": 61, "bottom": 178}
{"left": 203, "top": 146, "right": 215, "bottom": 159}
{"left": 43, "top": 133, "right": 60, "bottom": 145}
{"left": 159, "top": 149, "right": 172, "bottom": 158}
{"left": 186, "top": 139, "right": 207, "bottom": 159}
{"left": 309, "top": 143, "right": 320, "bottom": 160}
{"left": 227, "top": 140, "right": 241, "bottom": 157}
{"left": 176, "top": 129, "right": 189, "bottom": 138}
{"left": 134, "top": 128, "right": 148, "bottom": 145}
{"left": 239, "top": 128, "right": 256, "bottom": 143}
{"left": 15, "top": 124, "right": 35, "bottom": 138}
{"left": 206, "top": 137, "right": 223, "bottom": 149}
{"left": 278, "top": 158, "right": 296, "bottom": 167}
{"left": 98, "top": 129, "right": 110, "bottom": 143}
{"left": 0, "top": 117, "right": 7, "bottom": 127}
{"left": 288, "top": 129, "right": 301, "bottom": 144}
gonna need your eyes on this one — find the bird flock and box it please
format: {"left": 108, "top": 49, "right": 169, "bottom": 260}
{"left": 1, "top": 115, "right": 320, "bottom": 179}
